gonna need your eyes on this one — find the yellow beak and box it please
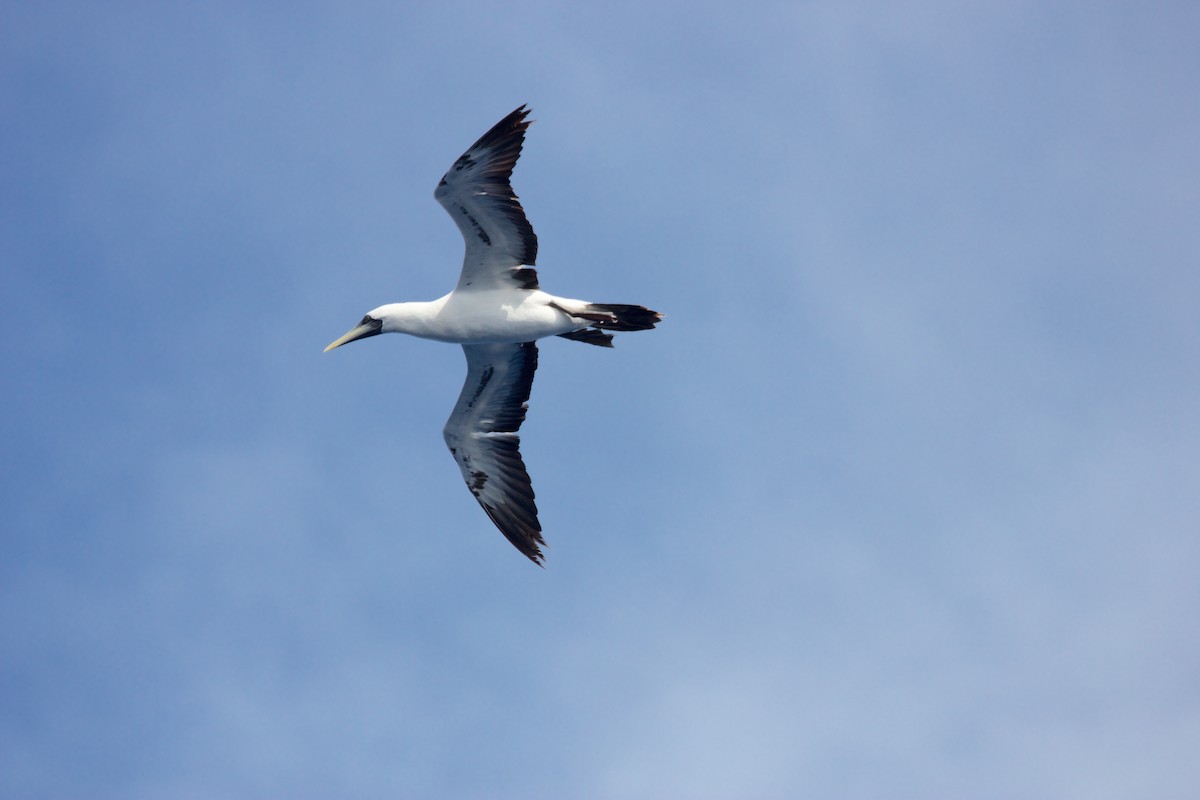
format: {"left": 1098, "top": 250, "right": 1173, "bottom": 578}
{"left": 324, "top": 319, "right": 382, "bottom": 352}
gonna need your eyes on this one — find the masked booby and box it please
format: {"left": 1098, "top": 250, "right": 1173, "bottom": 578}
{"left": 325, "top": 106, "right": 661, "bottom": 564}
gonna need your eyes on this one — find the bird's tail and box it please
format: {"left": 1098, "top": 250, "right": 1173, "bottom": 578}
{"left": 577, "top": 303, "right": 663, "bottom": 331}
{"left": 553, "top": 301, "right": 662, "bottom": 347}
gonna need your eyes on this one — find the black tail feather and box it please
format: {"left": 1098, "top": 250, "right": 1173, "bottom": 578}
{"left": 585, "top": 303, "right": 663, "bottom": 332}
{"left": 557, "top": 328, "right": 614, "bottom": 347}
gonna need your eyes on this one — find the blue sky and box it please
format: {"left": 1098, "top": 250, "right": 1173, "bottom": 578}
{"left": 3, "top": 2, "right": 1198, "bottom": 797}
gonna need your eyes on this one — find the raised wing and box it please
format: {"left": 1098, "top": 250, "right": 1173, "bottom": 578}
{"left": 435, "top": 106, "right": 540, "bottom": 292}
{"left": 443, "top": 341, "right": 545, "bottom": 563}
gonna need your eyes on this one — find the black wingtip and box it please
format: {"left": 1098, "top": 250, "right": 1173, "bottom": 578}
{"left": 479, "top": 502, "right": 547, "bottom": 566}
{"left": 465, "top": 105, "right": 534, "bottom": 154}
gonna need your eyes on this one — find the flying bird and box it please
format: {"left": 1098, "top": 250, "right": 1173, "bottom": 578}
{"left": 325, "top": 106, "right": 661, "bottom": 564}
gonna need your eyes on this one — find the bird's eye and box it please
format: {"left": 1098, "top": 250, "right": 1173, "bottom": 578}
{"left": 360, "top": 315, "right": 375, "bottom": 325}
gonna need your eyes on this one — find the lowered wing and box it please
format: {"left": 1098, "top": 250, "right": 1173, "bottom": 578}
{"left": 442, "top": 341, "right": 545, "bottom": 563}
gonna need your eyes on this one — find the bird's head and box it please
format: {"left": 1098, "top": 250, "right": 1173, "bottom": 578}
{"left": 325, "top": 303, "right": 418, "bottom": 352}
{"left": 324, "top": 311, "right": 385, "bottom": 352}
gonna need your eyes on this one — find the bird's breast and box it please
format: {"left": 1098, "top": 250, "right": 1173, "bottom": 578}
{"left": 411, "top": 291, "right": 577, "bottom": 344}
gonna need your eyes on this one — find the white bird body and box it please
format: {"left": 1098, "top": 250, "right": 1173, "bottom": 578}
{"left": 325, "top": 106, "right": 661, "bottom": 564}
{"left": 370, "top": 290, "right": 592, "bottom": 345}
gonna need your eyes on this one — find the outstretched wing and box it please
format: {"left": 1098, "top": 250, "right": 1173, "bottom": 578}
{"left": 434, "top": 106, "right": 540, "bottom": 292}
{"left": 442, "top": 341, "right": 545, "bottom": 564}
